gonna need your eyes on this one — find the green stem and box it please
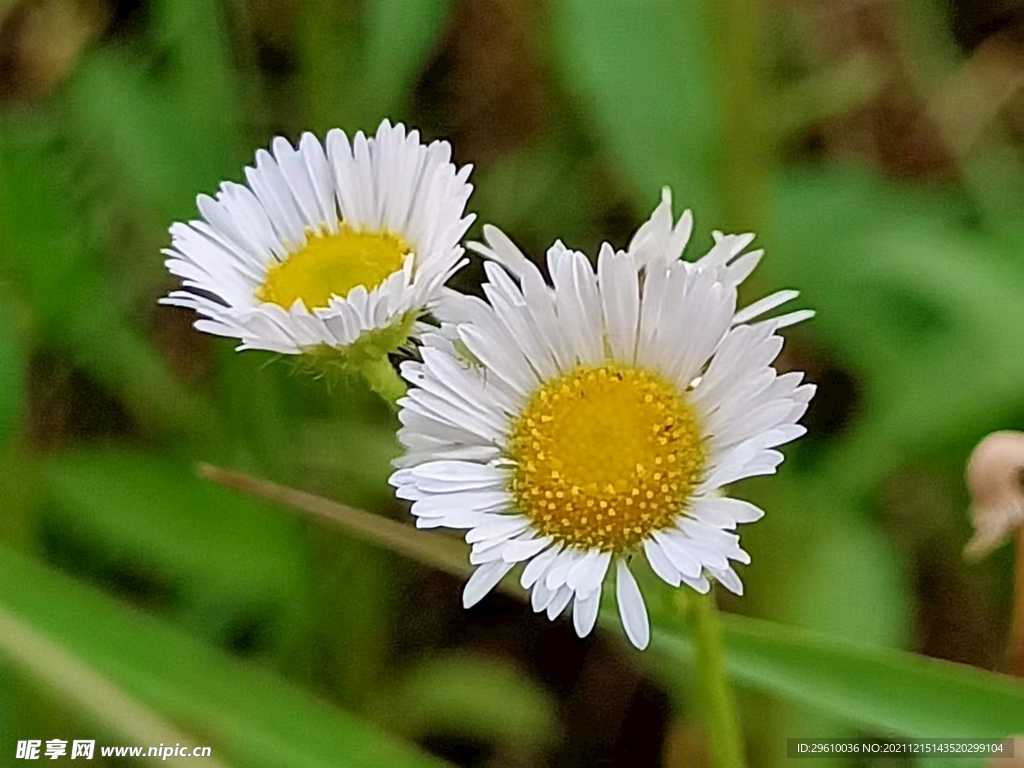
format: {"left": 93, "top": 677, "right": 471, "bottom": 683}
{"left": 360, "top": 355, "right": 406, "bottom": 408}
{"left": 682, "top": 590, "right": 747, "bottom": 768}
{"left": 709, "top": 0, "right": 766, "bottom": 231}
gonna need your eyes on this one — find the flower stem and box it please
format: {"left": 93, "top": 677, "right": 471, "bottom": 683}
{"left": 360, "top": 355, "right": 406, "bottom": 408}
{"left": 681, "top": 590, "right": 747, "bottom": 768}
{"left": 709, "top": 0, "right": 767, "bottom": 231}
{"left": 1009, "top": 526, "right": 1024, "bottom": 677}
{"left": 198, "top": 464, "right": 478, "bottom": 585}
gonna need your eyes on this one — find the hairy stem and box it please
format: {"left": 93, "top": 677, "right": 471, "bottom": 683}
{"left": 360, "top": 355, "right": 406, "bottom": 407}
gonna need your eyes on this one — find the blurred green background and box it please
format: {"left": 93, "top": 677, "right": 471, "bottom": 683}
{"left": 2, "top": 0, "right": 1024, "bottom": 766}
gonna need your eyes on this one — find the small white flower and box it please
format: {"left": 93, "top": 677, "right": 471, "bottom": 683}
{"left": 391, "top": 192, "right": 815, "bottom": 650}
{"left": 162, "top": 120, "right": 474, "bottom": 355}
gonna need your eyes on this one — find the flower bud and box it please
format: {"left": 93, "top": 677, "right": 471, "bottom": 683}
{"left": 964, "top": 431, "right": 1024, "bottom": 560}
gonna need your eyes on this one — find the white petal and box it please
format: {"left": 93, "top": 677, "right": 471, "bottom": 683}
{"left": 502, "top": 537, "right": 551, "bottom": 563}
{"left": 652, "top": 531, "right": 703, "bottom": 578}
{"left": 598, "top": 248, "right": 640, "bottom": 361}
{"left": 521, "top": 543, "right": 564, "bottom": 589}
{"left": 410, "top": 461, "right": 510, "bottom": 494}
{"left": 768, "top": 309, "right": 815, "bottom": 329}
{"left": 566, "top": 550, "right": 611, "bottom": 596}
{"left": 643, "top": 538, "right": 681, "bottom": 586}
{"left": 681, "top": 573, "right": 711, "bottom": 593}
{"left": 616, "top": 560, "right": 650, "bottom": 650}
{"left": 690, "top": 497, "right": 764, "bottom": 528}
{"left": 546, "top": 586, "right": 574, "bottom": 620}
{"left": 710, "top": 566, "right": 744, "bottom": 596}
{"left": 464, "top": 516, "right": 530, "bottom": 544}
{"left": 468, "top": 225, "right": 534, "bottom": 279}
{"left": 545, "top": 548, "right": 582, "bottom": 591}
{"left": 733, "top": 289, "right": 799, "bottom": 325}
{"left": 531, "top": 579, "right": 556, "bottom": 613}
{"left": 463, "top": 561, "right": 515, "bottom": 608}
{"left": 411, "top": 491, "right": 510, "bottom": 519}
{"left": 572, "top": 589, "right": 602, "bottom": 638}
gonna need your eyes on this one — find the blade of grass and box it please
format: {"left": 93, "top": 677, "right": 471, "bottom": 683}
{"left": 205, "top": 466, "right": 1024, "bottom": 737}
{"left": 648, "top": 615, "right": 1024, "bottom": 739}
{"left": 0, "top": 608, "right": 231, "bottom": 768}
{"left": 0, "top": 546, "right": 451, "bottom": 768}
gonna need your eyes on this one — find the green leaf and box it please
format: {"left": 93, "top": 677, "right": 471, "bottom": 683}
{"left": 67, "top": 52, "right": 241, "bottom": 222}
{"left": 68, "top": 0, "right": 246, "bottom": 221}
{"left": 0, "top": 125, "right": 97, "bottom": 324}
{"left": 40, "top": 450, "right": 308, "bottom": 651}
{"left": 0, "top": 296, "right": 25, "bottom": 451}
{"left": 203, "top": 471, "right": 1024, "bottom": 740}
{"left": 361, "top": 0, "right": 452, "bottom": 116}
{"left": 549, "top": 0, "right": 718, "bottom": 220}
{"left": 767, "top": 168, "right": 1024, "bottom": 490}
{"left": 298, "top": 0, "right": 452, "bottom": 133}
{"left": 647, "top": 612, "right": 1024, "bottom": 739}
{"left": 740, "top": 492, "right": 911, "bottom": 650}
{"left": 0, "top": 126, "right": 220, "bottom": 440}
{"left": 297, "top": 0, "right": 362, "bottom": 135}
{"left": 0, "top": 607, "right": 234, "bottom": 767}
{"left": 0, "top": 545, "right": 449, "bottom": 768}
{"left": 0, "top": 295, "right": 31, "bottom": 549}
{"left": 386, "top": 653, "right": 557, "bottom": 749}
{"left": 151, "top": 0, "right": 240, "bottom": 133}
{"left": 471, "top": 140, "right": 594, "bottom": 253}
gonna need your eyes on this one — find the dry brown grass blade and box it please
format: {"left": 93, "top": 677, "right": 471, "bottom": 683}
{"left": 198, "top": 463, "right": 525, "bottom": 599}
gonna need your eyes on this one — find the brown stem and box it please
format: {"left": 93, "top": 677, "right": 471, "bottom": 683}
{"left": 197, "top": 464, "right": 524, "bottom": 599}
{"left": 1009, "top": 526, "right": 1024, "bottom": 677}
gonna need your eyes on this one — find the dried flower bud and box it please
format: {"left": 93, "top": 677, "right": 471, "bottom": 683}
{"left": 964, "top": 431, "right": 1024, "bottom": 560}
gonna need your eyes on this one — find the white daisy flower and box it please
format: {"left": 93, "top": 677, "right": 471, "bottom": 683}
{"left": 161, "top": 120, "right": 474, "bottom": 356}
{"left": 390, "top": 197, "right": 814, "bottom": 651}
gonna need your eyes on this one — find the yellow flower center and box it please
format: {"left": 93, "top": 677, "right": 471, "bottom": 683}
{"left": 508, "top": 364, "right": 706, "bottom": 553}
{"left": 257, "top": 226, "right": 411, "bottom": 309}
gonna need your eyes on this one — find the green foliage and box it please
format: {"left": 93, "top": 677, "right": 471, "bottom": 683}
{"left": 768, "top": 169, "right": 1024, "bottom": 485}
{"left": 0, "top": 295, "right": 25, "bottom": 451}
{"left": 550, "top": 0, "right": 718, "bottom": 224}
{"left": 361, "top": 0, "right": 453, "bottom": 117}
{"left": 67, "top": 51, "right": 242, "bottom": 222}
{"left": 470, "top": 139, "right": 596, "bottom": 252}
{"left": 651, "top": 614, "right": 1024, "bottom": 739}
{"left": 0, "top": 125, "right": 219, "bottom": 441}
{"left": 0, "top": 545, "right": 447, "bottom": 768}
{"left": 299, "top": 0, "right": 453, "bottom": 133}
{"left": 39, "top": 450, "right": 308, "bottom": 648}
{"left": 3, "top": 0, "right": 1024, "bottom": 763}
{"left": 385, "top": 653, "right": 558, "bottom": 752}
